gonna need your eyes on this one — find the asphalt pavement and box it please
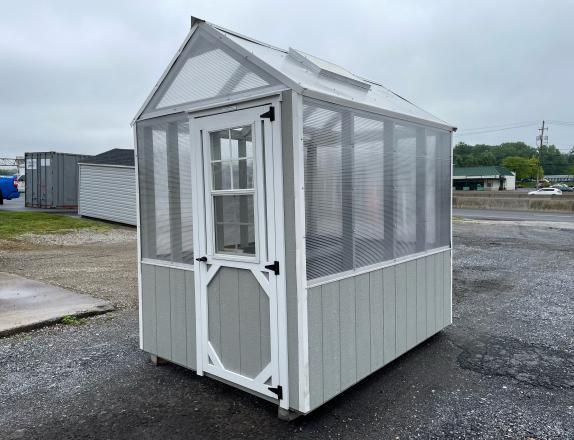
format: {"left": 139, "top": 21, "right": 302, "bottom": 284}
{"left": 1, "top": 220, "right": 574, "bottom": 439}
{"left": 454, "top": 208, "right": 574, "bottom": 223}
{"left": 0, "top": 196, "right": 77, "bottom": 214}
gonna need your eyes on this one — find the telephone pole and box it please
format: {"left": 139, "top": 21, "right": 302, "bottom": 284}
{"left": 536, "top": 120, "right": 548, "bottom": 187}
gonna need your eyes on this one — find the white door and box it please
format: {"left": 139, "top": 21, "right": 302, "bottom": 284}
{"left": 190, "top": 104, "right": 287, "bottom": 406}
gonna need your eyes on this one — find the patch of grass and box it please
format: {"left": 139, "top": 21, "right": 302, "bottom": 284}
{"left": 60, "top": 315, "right": 84, "bottom": 326}
{"left": 0, "top": 212, "right": 113, "bottom": 238}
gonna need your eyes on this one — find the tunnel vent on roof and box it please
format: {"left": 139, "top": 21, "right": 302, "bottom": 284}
{"left": 288, "top": 48, "right": 371, "bottom": 90}
{"left": 144, "top": 29, "right": 279, "bottom": 114}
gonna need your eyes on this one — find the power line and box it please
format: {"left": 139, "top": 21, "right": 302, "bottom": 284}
{"left": 456, "top": 121, "right": 539, "bottom": 132}
{"left": 456, "top": 122, "right": 539, "bottom": 135}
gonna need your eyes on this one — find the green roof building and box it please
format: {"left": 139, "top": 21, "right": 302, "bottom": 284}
{"left": 453, "top": 166, "right": 516, "bottom": 191}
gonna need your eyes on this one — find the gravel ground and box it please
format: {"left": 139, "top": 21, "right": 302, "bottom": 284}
{"left": 1, "top": 220, "right": 573, "bottom": 439}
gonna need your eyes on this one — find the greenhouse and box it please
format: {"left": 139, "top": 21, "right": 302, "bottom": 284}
{"left": 133, "top": 16, "right": 455, "bottom": 418}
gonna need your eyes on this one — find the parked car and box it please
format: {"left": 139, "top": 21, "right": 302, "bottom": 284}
{"left": 551, "top": 183, "right": 573, "bottom": 192}
{"left": 0, "top": 176, "right": 20, "bottom": 204}
{"left": 528, "top": 188, "right": 562, "bottom": 196}
{"left": 16, "top": 174, "right": 25, "bottom": 193}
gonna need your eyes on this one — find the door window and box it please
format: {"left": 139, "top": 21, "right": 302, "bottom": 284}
{"left": 209, "top": 125, "right": 256, "bottom": 256}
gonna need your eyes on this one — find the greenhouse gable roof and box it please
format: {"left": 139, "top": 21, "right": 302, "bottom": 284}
{"left": 134, "top": 17, "right": 455, "bottom": 131}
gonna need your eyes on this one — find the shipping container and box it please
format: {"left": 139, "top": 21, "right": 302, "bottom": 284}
{"left": 133, "top": 17, "right": 455, "bottom": 419}
{"left": 25, "top": 152, "right": 90, "bottom": 209}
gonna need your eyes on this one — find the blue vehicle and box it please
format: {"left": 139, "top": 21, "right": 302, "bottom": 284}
{"left": 0, "top": 175, "right": 20, "bottom": 204}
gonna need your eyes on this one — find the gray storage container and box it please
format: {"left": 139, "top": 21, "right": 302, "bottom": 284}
{"left": 25, "top": 152, "right": 90, "bottom": 209}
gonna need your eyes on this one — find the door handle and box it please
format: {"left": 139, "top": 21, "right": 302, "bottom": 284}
{"left": 195, "top": 256, "right": 207, "bottom": 262}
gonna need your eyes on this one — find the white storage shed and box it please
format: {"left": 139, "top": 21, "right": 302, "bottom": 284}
{"left": 133, "top": 17, "right": 455, "bottom": 418}
{"left": 78, "top": 149, "right": 137, "bottom": 225}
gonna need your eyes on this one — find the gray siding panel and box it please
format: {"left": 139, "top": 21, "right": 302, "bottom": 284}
{"left": 141, "top": 263, "right": 196, "bottom": 370}
{"left": 205, "top": 267, "right": 271, "bottom": 379}
{"left": 395, "top": 264, "right": 407, "bottom": 356}
{"left": 185, "top": 271, "right": 197, "bottom": 369}
{"left": 321, "top": 282, "right": 341, "bottom": 401}
{"left": 141, "top": 264, "right": 157, "bottom": 354}
{"left": 382, "top": 266, "right": 396, "bottom": 363}
{"left": 79, "top": 165, "right": 137, "bottom": 225}
{"left": 425, "top": 256, "right": 436, "bottom": 335}
{"left": 218, "top": 268, "right": 241, "bottom": 374}
{"left": 339, "top": 277, "right": 356, "bottom": 389}
{"left": 307, "top": 249, "right": 451, "bottom": 411}
{"left": 369, "top": 270, "right": 384, "bottom": 370}
{"left": 308, "top": 286, "right": 324, "bottom": 409}
{"left": 405, "top": 260, "right": 417, "bottom": 350}
{"left": 354, "top": 273, "right": 371, "bottom": 380}
{"left": 155, "top": 266, "right": 172, "bottom": 360}
{"left": 170, "top": 268, "right": 187, "bottom": 366}
{"left": 238, "top": 270, "right": 263, "bottom": 378}
{"left": 416, "top": 258, "right": 427, "bottom": 343}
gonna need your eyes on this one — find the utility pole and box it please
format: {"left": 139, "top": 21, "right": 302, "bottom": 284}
{"left": 537, "top": 120, "right": 548, "bottom": 187}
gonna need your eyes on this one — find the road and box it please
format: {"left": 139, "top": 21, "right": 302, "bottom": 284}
{"left": 454, "top": 208, "right": 574, "bottom": 223}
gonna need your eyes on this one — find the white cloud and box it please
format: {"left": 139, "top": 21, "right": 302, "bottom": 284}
{"left": 1, "top": 0, "right": 573, "bottom": 157}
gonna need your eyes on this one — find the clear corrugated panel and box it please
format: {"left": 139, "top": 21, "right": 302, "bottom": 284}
{"left": 394, "top": 124, "right": 417, "bottom": 259}
{"left": 353, "top": 116, "right": 385, "bottom": 268}
{"left": 303, "top": 105, "right": 344, "bottom": 280}
{"left": 147, "top": 32, "right": 273, "bottom": 113}
{"left": 137, "top": 115, "right": 194, "bottom": 264}
{"left": 303, "top": 98, "right": 451, "bottom": 281}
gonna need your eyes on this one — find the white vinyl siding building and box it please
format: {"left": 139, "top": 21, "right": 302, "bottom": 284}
{"left": 78, "top": 149, "right": 137, "bottom": 225}
{"left": 134, "top": 17, "right": 455, "bottom": 417}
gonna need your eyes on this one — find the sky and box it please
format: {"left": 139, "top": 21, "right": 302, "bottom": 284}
{"left": 1, "top": 0, "right": 574, "bottom": 158}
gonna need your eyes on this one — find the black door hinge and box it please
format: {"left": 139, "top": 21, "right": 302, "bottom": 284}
{"left": 260, "top": 106, "right": 275, "bottom": 122}
{"left": 268, "top": 385, "right": 283, "bottom": 400}
{"left": 265, "top": 261, "right": 280, "bottom": 275}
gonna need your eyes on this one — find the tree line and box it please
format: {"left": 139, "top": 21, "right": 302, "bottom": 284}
{"left": 453, "top": 141, "right": 574, "bottom": 180}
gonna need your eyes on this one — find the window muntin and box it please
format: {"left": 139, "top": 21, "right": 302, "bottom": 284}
{"left": 303, "top": 98, "right": 451, "bottom": 281}
{"left": 209, "top": 125, "right": 256, "bottom": 257}
{"left": 137, "top": 115, "right": 194, "bottom": 265}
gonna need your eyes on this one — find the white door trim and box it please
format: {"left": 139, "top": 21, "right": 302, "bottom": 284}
{"left": 189, "top": 100, "right": 289, "bottom": 409}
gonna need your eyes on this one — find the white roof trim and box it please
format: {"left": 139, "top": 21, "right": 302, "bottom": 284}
{"left": 131, "top": 22, "right": 201, "bottom": 125}
{"left": 302, "top": 89, "right": 454, "bottom": 132}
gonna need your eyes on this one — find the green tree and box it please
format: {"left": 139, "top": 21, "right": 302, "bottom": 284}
{"left": 502, "top": 156, "right": 531, "bottom": 180}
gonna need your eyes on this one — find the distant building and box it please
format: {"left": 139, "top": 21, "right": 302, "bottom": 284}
{"left": 453, "top": 166, "right": 516, "bottom": 191}
{"left": 78, "top": 149, "right": 136, "bottom": 225}
{"left": 545, "top": 175, "right": 574, "bottom": 183}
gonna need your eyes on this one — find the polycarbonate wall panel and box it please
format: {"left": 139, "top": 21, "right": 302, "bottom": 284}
{"left": 137, "top": 114, "right": 194, "bottom": 264}
{"left": 303, "top": 98, "right": 451, "bottom": 281}
{"left": 144, "top": 29, "right": 277, "bottom": 114}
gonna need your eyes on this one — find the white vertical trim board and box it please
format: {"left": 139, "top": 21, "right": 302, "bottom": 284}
{"left": 133, "top": 125, "right": 144, "bottom": 349}
{"left": 292, "top": 91, "right": 311, "bottom": 413}
{"left": 269, "top": 97, "right": 291, "bottom": 410}
{"left": 189, "top": 114, "right": 205, "bottom": 375}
